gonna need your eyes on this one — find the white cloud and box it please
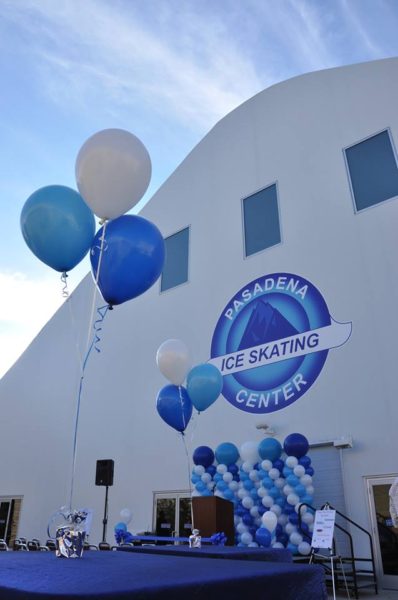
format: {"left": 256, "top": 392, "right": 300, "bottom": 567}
{"left": 0, "top": 271, "right": 69, "bottom": 377}
{"left": 0, "top": 0, "right": 266, "bottom": 131}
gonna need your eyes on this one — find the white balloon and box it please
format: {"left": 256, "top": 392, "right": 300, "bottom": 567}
{"left": 285, "top": 522, "right": 295, "bottom": 535}
{"left": 270, "top": 505, "right": 282, "bottom": 516}
{"left": 283, "top": 485, "right": 293, "bottom": 496}
{"left": 248, "top": 542, "right": 259, "bottom": 548}
{"left": 120, "top": 508, "right": 132, "bottom": 524}
{"left": 242, "top": 496, "right": 254, "bottom": 509}
{"left": 241, "top": 532, "right": 253, "bottom": 545}
{"left": 242, "top": 461, "right": 254, "bottom": 473}
{"left": 293, "top": 465, "right": 306, "bottom": 477}
{"left": 255, "top": 517, "right": 262, "bottom": 527}
{"left": 262, "top": 496, "right": 274, "bottom": 508}
{"left": 272, "top": 542, "right": 285, "bottom": 549}
{"left": 287, "top": 493, "right": 300, "bottom": 506}
{"left": 300, "top": 474, "right": 312, "bottom": 486}
{"left": 278, "top": 514, "right": 288, "bottom": 526}
{"left": 156, "top": 339, "right": 191, "bottom": 385}
{"left": 254, "top": 481, "right": 261, "bottom": 489}
{"left": 236, "top": 522, "right": 248, "bottom": 534}
{"left": 216, "top": 464, "right": 228, "bottom": 474}
{"left": 285, "top": 456, "right": 298, "bottom": 468}
{"left": 223, "top": 472, "right": 233, "bottom": 483}
{"left": 193, "top": 465, "right": 205, "bottom": 476}
{"left": 306, "top": 485, "right": 314, "bottom": 495}
{"left": 302, "top": 512, "right": 314, "bottom": 524}
{"left": 207, "top": 482, "right": 215, "bottom": 490}
{"left": 234, "top": 515, "right": 241, "bottom": 526}
{"left": 249, "top": 470, "right": 259, "bottom": 481}
{"left": 298, "top": 541, "right": 312, "bottom": 555}
{"left": 229, "top": 481, "right": 239, "bottom": 491}
{"left": 237, "top": 488, "right": 248, "bottom": 499}
{"left": 214, "top": 490, "right": 224, "bottom": 498}
{"left": 257, "top": 486, "right": 267, "bottom": 498}
{"left": 261, "top": 459, "right": 273, "bottom": 471}
{"left": 295, "top": 503, "right": 307, "bottom": 514}
{"left": 201, "top": 473, "right": 211, "bottom": 483}
{"left": 250, "top": 506, "right": 260, "bottom": 517}
{"left": 240, "top": 441, "right": 260, "bottom": 464}
{"left": 268, "top": 468, "right": 280, "bottom": 480}
{"left": 290, "top": 532, "right": 303, "bottom": 546}
{"left": 274, "top": 477, "right": 285, "bottom": 489}
{"left": 261, "top": 510, "right": 277, "bottom": 533}
{"left": 75, "top": 128, "right": 151, "bottom": 220}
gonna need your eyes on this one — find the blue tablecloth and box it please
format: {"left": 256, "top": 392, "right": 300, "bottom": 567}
{"left": 117, "top": 543, "right": 293, "bottom": 562}
{"left": 0, "top": 550, "right": 327, "bottom": 599}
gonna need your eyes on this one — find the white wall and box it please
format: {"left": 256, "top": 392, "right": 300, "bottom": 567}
{"left": 1, "top": 58, "right": 398, "bottom": 549}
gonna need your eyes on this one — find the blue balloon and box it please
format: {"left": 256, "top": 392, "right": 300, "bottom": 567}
{"left": 306, "top": 466, "right": 314, "bottom": 476}
{"left": 114, "top": 522, "right": 127, "bottom": 532}
{"left": 243, "top": 480, "right": 253, "bottom": 491}
{"left": 283, "top": 433, "right": 309, "bottom": 458}
{"left": 21, "top": 185, "right": 95, "bottom": 272}
{"left": 295, "top": 484, "right": 307, "bottom": 497}
{"left": 286, "top": 474, "right": 299, "bottom": 487}
{"left": 193, "top": 446, "right": 214, "bottom": 468}
{"left": 262, "top": 477, "right": 273, "bottom": 490}
{"left": 90, "top": 215, "right": 165, "bottom": 306}
{"left": 216, "top": 481, "right": 227, "bottom": 492}
{"left": 269, "top": 486, "right": 280, "bottom": 499}
{"left": 206, "top": 465, "right": 217, "bottom": 477}
{"left": 156, "top": 384, "right": 192, "bottom": 432}
{"left": 242, "top": 513, "right": 253, "bottom": 526}
{"left": 287, "top": 543, "right": 299, "bottom": 555}
{"left": 299, "top": 455, "right": 311, "bottom": 468}
{"left": 283, "top": 467, "right": 293, "bottom": 477}
{"left": 289, "top": 513, "right": 299, "bottom": 525}
{"left": 273, "top": 459, "right": 285, "bottom": 471}
{"left": 195, "top": 481, "right": 206, "bottom": 492}
{"left": 255, "top": 527, "right": 272, "bottom": 548}
{"left": 186, "top": 363, "right": 223, "bottom": 412}
{"left": 258, "top": 438, "right": 282, "bottom": 461}
{"left": 215, "top": 442, "right": 239, "bottom": 466}
{"left": 277, "top": 533, "right": 288, "bottom": 546}
{"left": 228, "top": 464, "right": 239, "bottom": 475}
{"left": 191, "top": 474, "right": 200, "bottom": 484}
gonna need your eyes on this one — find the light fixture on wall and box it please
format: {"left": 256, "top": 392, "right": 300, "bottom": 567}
{"left": 255, "top": 422, "right": 276, "bottom": 436}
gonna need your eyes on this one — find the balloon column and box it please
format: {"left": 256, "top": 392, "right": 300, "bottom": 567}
{"left": 155, "top": 340, "right": 223, "bottom": 432}
{"left": 191, "top": 433, "right": 314, "bottom": 555}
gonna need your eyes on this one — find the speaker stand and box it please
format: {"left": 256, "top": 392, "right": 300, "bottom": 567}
{"left": 102, "top": 485, "right": 109, "bottom": 543}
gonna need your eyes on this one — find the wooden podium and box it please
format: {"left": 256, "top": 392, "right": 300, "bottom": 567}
{"left": 192, "top": 496, "right": 235, "bottom": 545}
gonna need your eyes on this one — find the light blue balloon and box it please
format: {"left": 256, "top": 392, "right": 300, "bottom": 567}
{"left": 215, "top": 442, "right": 239, "bottom": 466}
{"left": 114, "top": 522, "right": 127, "bottom": 532}
{"left": 186, "top": 363, "right": 223, "bottom": 412}
{"left": 21, "top": 185, "right": 95, "bottom": 272}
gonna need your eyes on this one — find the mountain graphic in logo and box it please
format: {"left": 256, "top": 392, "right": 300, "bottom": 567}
{"left": 238, "top": 299, "right": 299, "bottom": 351}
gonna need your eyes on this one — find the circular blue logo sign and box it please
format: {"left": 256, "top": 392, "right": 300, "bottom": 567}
{"left": 210, "top": 273, "right": 350, "bottom": 414}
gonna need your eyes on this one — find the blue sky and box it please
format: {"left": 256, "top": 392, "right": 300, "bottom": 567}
{"left": 0, "top": 0, "right": 398, "bottom": 377}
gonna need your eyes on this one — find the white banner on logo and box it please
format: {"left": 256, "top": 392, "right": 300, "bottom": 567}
{"left": 208, "top": 318, "right": 352, "bottom": 376}
{"left": 311, "top": 509, "right": 336, "bottom": 549}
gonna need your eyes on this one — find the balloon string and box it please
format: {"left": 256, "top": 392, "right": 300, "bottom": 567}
{"left": 93, "top": 305, "right": 110, "bottom": 353}
{"left": 178, "top": 385, "right": 187, "bottom": 432}
{"left": 180, "top": 432, "right": 195, "bottom": 531}
{"left": 60, "top": 271, "right": 69, "bottom": 298}
{"left": 68, "top": 306, "right": 110, "bottom": 510}
{"left": 68, "top": 220, "right": 108, "bottom": 511}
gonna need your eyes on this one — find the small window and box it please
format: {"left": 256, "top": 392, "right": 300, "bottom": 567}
{"left": 243, "top": 184, "right": 281, "bottom": 257}
{"left": 161, "top": 227, "right": 189, "bottom": 292}
{"left": 345, "top": 130, "right": 398, "bottom": 212}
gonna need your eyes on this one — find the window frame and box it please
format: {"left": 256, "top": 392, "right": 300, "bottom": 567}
{"left": 241, "top": 181, "right": 282, "bottom": 259}
{"left": 343, "top": 127, "right": 398, "bottom": 214}
{"left": 160, "top": 225, "right": 191, "bottom": 294}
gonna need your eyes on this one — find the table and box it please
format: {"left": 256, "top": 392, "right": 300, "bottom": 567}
{"left": 0, "top": 550, "right": 327, "bottom": 599}
{"left": 117, "top": 543, "right": 293, "bottom": 562}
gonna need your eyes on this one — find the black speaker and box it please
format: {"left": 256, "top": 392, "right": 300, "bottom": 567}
{"left": 95, "top": 459, "right": 114, "bottom": 486}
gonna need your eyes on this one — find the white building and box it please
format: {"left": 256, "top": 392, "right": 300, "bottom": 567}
{"left": 1, "top": 57, "right": 398, "bottom": 589}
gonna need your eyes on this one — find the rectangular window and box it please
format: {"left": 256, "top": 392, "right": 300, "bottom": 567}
{"left": 161, "top": 227, "right": 189, "bottom": 292}
{"left": 345, "top": 130, "right": 398, "bottom": 212}
{"left": 243, "top": 184, "right": 281, "bottom": 257}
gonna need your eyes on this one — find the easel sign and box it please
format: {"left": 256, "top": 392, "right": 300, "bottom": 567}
{"left": 311, "top": 508, "right": 336, "bottom": 548}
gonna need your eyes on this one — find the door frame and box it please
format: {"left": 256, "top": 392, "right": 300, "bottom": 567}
{"left": 365, "top": 474, "right": 398, "bottom": 590}
{"left": 152, "top": 490, "right": 191, "bottom": 537}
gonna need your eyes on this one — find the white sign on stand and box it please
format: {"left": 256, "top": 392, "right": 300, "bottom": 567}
{"left": 311, "top": 509, "right": 336, "bottom": 549}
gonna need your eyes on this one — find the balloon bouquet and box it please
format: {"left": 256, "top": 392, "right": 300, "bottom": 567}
{"left": 155, "top": 339, "right": 223, "bottom": 434}
{"left": 191, "top": 433, "right": 315, "bottom": 555}
{"left": 20, "top": 128, "right": 166, "bottom": 517}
